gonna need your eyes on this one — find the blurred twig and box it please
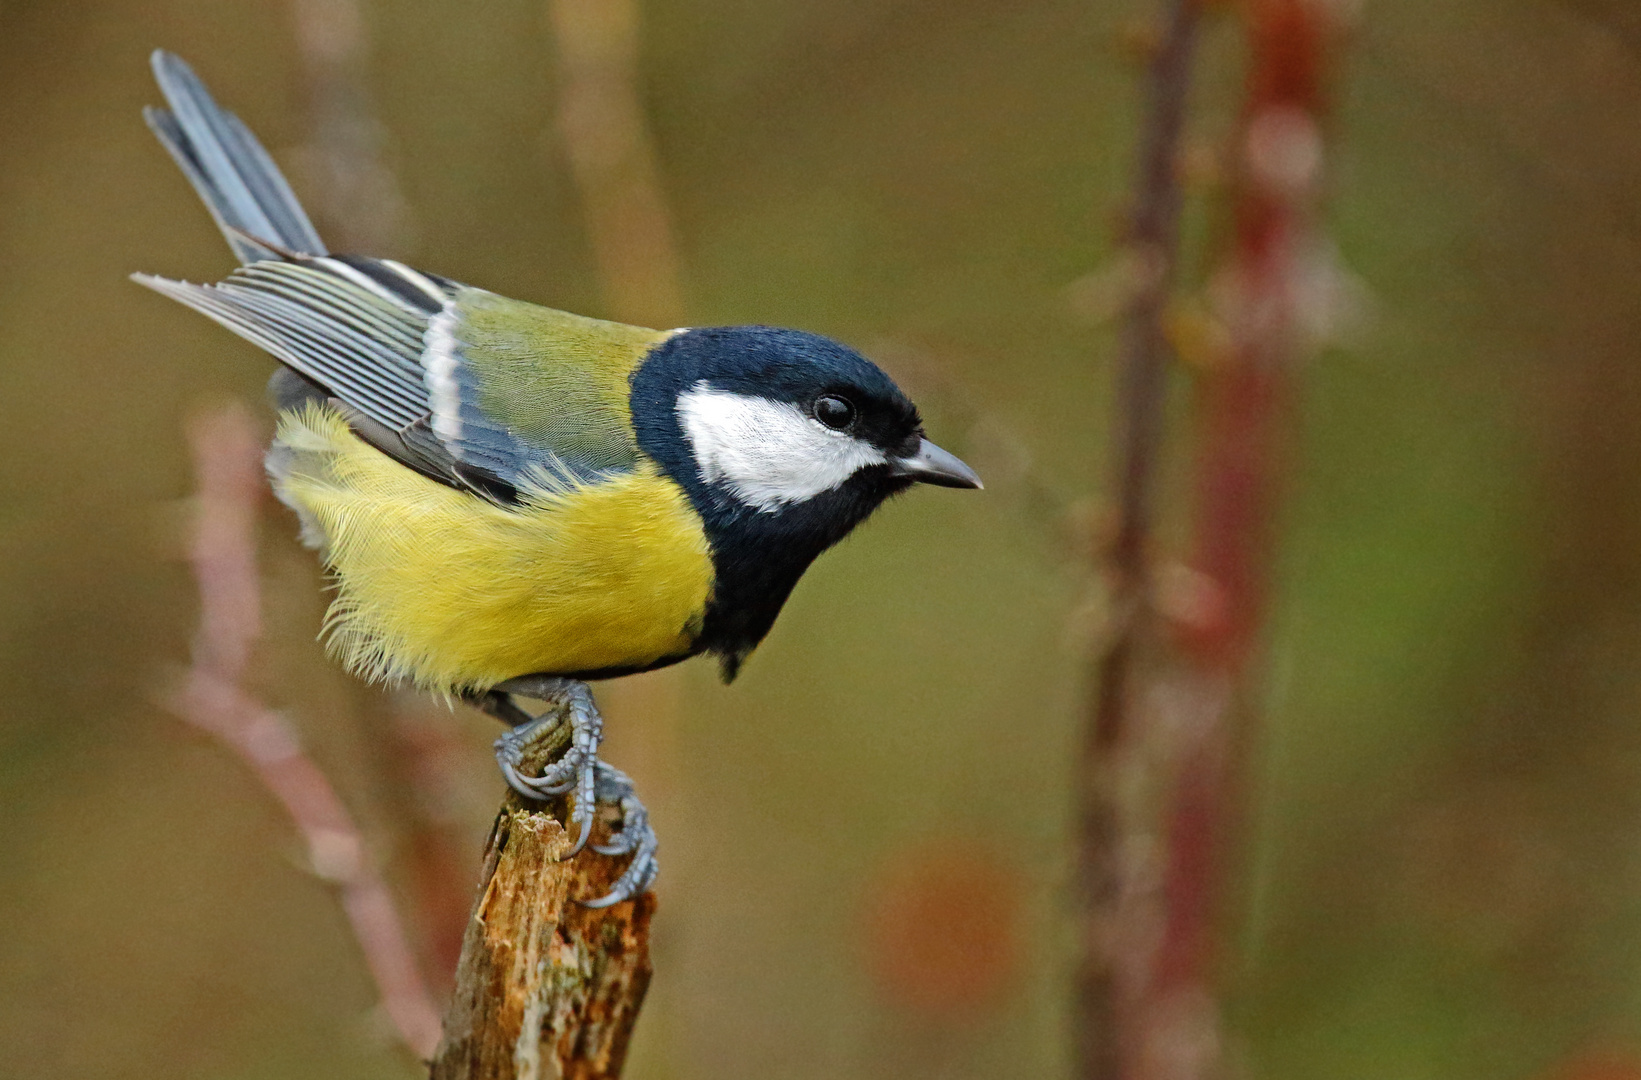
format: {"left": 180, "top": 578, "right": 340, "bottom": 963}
{"left": 384, "top": 690, "right": 497, "bottom": 994}
{"left": 165, "top": 401, "right": 443, "bottom": 1059}
{"left": 289, "top": 0, "right": 413, "bottom": 253}
{"left": 1075, "top": 1, "right": 1202, "bottom": 1072}
{"left": 1079, "top": 1, "right": 1343, "bottom": 1077}
{"left": 548, "top": 0, "right": 685, "bottom": 329}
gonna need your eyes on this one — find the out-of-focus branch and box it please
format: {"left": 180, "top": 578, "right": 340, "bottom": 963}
{"left": 548, "top": 0, "right": 684, "bottom": 329}
{"left": 288, "top": 0, "right": 412, "bottom": 253}
{"left": 1189, "top": 0, "right": 1335, "bottom": 665}
{"left": 1075, "top": 1, "right": 1202, "bottom": 1075}
{"left": 1079, "top": 1, "right": 1344, "bottom": 1077}
{"left": 165, "top": 402, "right": 443, "bottom": 1059}
{"left": 385, "top": 690, "right": 499, "bottom": 992}
{"left": 1128, "top": 3, "right": 1341, "bottom": 1068}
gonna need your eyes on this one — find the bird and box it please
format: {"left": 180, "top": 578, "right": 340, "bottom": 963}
{"left": 134, "top": 51, "right": 981, "bottom": 905}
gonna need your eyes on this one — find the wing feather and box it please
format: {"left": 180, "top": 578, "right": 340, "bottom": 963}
{"left": 236, "top": 265, "right": 427, "bottom": 353}
{"left": 137, "top": 253, "right": 669, "bottom": 497}
{"left": 139, "top": 53, "right": 668, "bottom": 500}
{"left": 215, "top": 286, "right": 429, "bottom": 420}
{"left": 136, "top": 270, "right": 429, "bottom": 430}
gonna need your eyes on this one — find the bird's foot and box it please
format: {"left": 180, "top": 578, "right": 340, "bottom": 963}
{"left": 491, "top": 677, "right": 602, "bottom": 857}
{"left": 582, "top": 761, "right": 659, "bottom": 908}
{"left": 485, "top": 678, "right": 657, "bottom": 904}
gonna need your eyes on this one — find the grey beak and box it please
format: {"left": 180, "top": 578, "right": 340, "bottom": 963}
{"left": 888, "top": 438, "right": 983, "bottom": 489}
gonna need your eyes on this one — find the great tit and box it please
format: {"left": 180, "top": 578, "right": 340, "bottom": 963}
{"left": 134, "top": 52, "right": 980, "bottom": 904}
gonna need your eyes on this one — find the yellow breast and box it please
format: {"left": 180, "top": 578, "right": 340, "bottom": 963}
{"left": 270, "top": 404, "right": 714, "bottom": 692}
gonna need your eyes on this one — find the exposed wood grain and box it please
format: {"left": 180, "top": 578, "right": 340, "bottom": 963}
{"left": 430, "top": 716, "right": 654, "bottom": 1080}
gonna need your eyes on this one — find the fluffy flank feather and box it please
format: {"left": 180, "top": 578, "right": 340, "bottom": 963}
{"left": 270, "top": 403, "right": 714, "bottom": 690}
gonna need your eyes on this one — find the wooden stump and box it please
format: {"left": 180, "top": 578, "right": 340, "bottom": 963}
{"left": 430, "top": 720, "right": 654, "bottom": 1079}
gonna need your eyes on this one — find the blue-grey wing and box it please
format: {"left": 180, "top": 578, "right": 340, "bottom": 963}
{"left": 134, "top": 255, "right": 614, "bottom": 497}
{"left": 138, "top": 51, "right": 635, "bottom": 497}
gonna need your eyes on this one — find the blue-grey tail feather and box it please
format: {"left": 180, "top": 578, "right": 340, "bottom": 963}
{"left": 146, "top": 50, "right": 327, "bottom": 264}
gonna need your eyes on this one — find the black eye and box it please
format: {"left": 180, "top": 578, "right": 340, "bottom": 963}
{"left": 813, "top": 394, "right": 856, "bottom": 430}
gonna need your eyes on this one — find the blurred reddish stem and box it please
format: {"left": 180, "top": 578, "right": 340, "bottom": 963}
{"left": 166, "top": 401, "right": 443, "bottom": 1060}
{"left": 1076, "top": 0, "right": 1202, "bottom": 1073}
{"left": 1079, "top": 1, "right": 1340, "bottom": 1077}
{"left": 383, "top": 692, "right": 491, "bottom": 991}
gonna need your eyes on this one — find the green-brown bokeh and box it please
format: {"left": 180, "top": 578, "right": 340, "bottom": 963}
{"left": 5, "top": 2, "right": 1641, "bottom": 1079}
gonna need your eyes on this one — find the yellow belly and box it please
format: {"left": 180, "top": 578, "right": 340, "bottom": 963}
{"left": 270, "top": 404, "right": 715, "bottom": 691}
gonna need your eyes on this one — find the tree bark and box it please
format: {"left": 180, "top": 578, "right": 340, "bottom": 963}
{"left": 430, "top": 722, "right": 654, "bottom": 1080}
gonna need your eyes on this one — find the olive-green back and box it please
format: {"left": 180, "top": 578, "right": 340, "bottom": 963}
{"left": 441, "top": 288, "right": 672, "bottom": 486}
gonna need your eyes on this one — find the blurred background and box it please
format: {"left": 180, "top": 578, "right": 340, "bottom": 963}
{"left": 3, "top": 1, "right": 1641, "bottom": 1078}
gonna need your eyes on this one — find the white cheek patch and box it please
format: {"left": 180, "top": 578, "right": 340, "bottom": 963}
{"left": 676, "top": 383, "right": 887, "bottom": 512}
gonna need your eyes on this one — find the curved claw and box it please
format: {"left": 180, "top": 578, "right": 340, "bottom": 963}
{"left": 592, "top": 806, "right": 647, "bottom": 856}
{"left": 524, "top": 773, "right": 577, "bottom": 796}
{"left": 500, "top": 759, "right": 551, "bottom": 802}
{"left": 499, "top": 752, "right": 577, "bottom": 796}
{"left": 579, "top": 848, "right": 658, "bottom": 908}
{"left": 487, "top": 683, "right": 660, "bottom": 904}
{"left": 506, "top": 744, "right": 580, "bottom": 785}
{"left": 578, "top": 768, "right": 658, "bottom": 905}
{"left": 561, "top": 807, "right": 595, "bottom": 860}
{"left": 579, "top": 890, "right": 629, "bottom": 910}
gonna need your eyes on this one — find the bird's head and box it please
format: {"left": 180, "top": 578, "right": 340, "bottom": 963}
{"left": 630, "top": 325, "right": 981, "bottom": 675}
{"left": 632, "top": 325, "right": 979, "bottom": 523}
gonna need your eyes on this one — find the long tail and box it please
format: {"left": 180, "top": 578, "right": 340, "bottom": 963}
{"left": 144, "top": 50, "right": 327, "bottom": 264}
